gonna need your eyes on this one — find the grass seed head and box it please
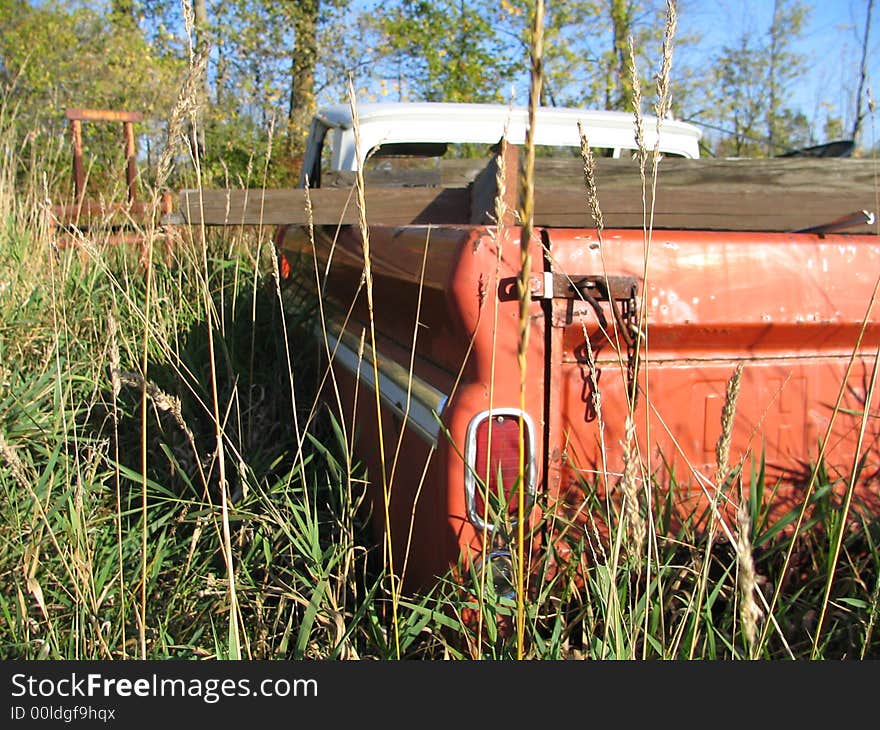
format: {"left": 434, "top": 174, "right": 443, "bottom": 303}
{"left": 736, "top": 500, "right": 763, "bottom": 657}
{"left": 715, "top": 363, "right": 743, "bottom": 485}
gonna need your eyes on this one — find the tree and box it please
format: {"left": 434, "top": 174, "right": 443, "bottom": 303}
{"left": 765, "top": 0, "right": 809, "bottom": 155}
{"left": 134, "top": 0, "right": 355, "bottom": 185}
{"left": 607, "top": 0, "right": 636, "bottom": 110}
{"left": 285, "top": 0, "right": 319, "bottom": 167}
{"left": 0, "top": 0, "right": 182, "bottom": 193}
{"left": 364, "top": 0, "right": 698, "bottom": 112}
{"left": 367, "top": 0, "right": 525, "bottom": 103}
{"left": 109, "top": 0, "right": 138, "bottom": 29}
{"left": 851, "top": 0, "right": 874, "bottom": 144}
{"left": 702, "top": 0, "right": 812, "bottom": 157}
{"left": 129, "top": 1, "right": 350, "bottom": 184}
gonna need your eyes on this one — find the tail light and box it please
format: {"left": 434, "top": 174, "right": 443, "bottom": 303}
{"left": 465, "top": 409, "right": 536, "bottom": 532}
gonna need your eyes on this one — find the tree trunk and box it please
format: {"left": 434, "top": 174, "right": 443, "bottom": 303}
{"left": 608, "top": 0, "right": 634, "bottom": 111}
{"left": 193, "top": 0, "right": 209, "bottom": 157}
{"left": 766, "top": 0, "right": 781, "bottom": 156}
{"left": 287, "top": 0, "right": 319, "bottom": 174}
{"left": 851, "top": 0, "right": 874, "bottom": 144}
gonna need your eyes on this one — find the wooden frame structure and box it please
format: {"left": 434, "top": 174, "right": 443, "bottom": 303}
{"left": 51, "top": 108, "right": 173, "bottom": 248}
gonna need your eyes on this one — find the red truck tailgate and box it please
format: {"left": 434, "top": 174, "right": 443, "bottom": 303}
{"left": 543, "top": 228, "right": 880, "bottom": 539}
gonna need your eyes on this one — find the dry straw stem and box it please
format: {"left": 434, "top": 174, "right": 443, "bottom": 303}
{"left": 639, "top": 396, "right": 796, "bottom": 656}
{"left": 347, "top": 76, "right": 400, "bottom": 659}
{"left": 628, "top": 37, "right": 648, "bottom": 188}
{"left": 628, "top": 0, "right": 677, "bottom": 421}
{"left": 811, "top": 340, "right": 880, "bottom": 658}
{"left": 493, "top": 133, "right": 509, "bottom": 227}
{"left": 106, "top": 310, "right": 127, "bottom": 657}
{"left": 107, "top": 312, "right": 122, "bottom": 399}
{"left": 626, "top": 0, "right": 678, "bottom": 417}
{"left": 627, "top": 3, "right": 678, "bottom": 652}
{"left": 568, "top": 129, "right": 623, "bottom": 546}
{"left": 578, "top": 125, "right": 604, "bottom": 232}
{"left": 271, "top": 184, "right": 315, "bottom": 511}
{"left": 473, "top": 127, "right": 512, "bottom": 656}
{"left": 155, "top": 45, "right": 210, "bottom": 195}
{"left": 577, "top": 126, "right": 631, "bottom": 486}
{"left": 135, "top": 30, "right": 212, "bottom": 661}
{"left": 863, "top": 567, "right": 880, "bottom": 659}
{"left": 114, "top": 370, "right": 199, "bottom": 451}
{"left": 391, "top": 229, "right": 434, "bottom": 592}
{"left": 172, "top": 19, "right": 242, "bottom": 658}
{"left": 293, "top": 180, "right": 357, "bottom": 469}
{"left": 515, "top": 0, "right": 544, "bottom": 661}
{"left": 654, "top": 1, "right": 677, "bottom": 133}
{"left": 715, "top": 363, "right": 743, "bottom": 485}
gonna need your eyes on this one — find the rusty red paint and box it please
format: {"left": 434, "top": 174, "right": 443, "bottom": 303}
{"left": 282, "top": 219, "right": 880, "bottom": 591}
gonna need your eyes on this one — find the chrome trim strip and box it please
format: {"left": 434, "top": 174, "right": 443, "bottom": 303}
{"left": 464, "top": 408, "right": 537, "bottom": 532}
{"left": 322, "top": 320, "right": 447, "bottom": 446}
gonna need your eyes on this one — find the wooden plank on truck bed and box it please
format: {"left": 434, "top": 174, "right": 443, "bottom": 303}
{"left": 179, "top": 155, "right": 879, "bottom": 233}
{"left": 526, "top": 156, "right": 879, "bottom": 232}
{"left": 323, "top": 158, "right": 490, "bottom": 188}
{"left": 532, "top": 187, "right": 878, "bottom": 232}
{"left": 179, "top": 187, "right": 471, "bottom": 226}
{"left": 537, "top": 156, "right": 879, "bottom": 192}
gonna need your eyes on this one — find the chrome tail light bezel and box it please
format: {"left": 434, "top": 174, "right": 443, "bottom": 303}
{"left": 464, "top": 408, "right": 537, "bottom": 532}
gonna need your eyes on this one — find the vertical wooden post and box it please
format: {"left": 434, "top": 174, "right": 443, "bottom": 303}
{"left": 123, "top": 120, "right": 138, "bottom": 204}
{"left": 468, "top": 142, "right": 520, "bottom": 226}
{"left": 71, "top": 118, "right": 85, "bottom": 206}
{"left": 500, "top": 140, "right": 519, "bottom": 228}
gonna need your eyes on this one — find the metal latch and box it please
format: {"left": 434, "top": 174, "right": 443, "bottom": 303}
{"left": 529, "top": 272, "right": 638, "bottom": 303}
{"left": 532, "top": 272, "right": 641, "bottom": 405}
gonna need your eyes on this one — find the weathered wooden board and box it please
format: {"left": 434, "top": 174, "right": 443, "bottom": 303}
{"left": 538, "top": 156, "right": 880, "bottom": 192}
{"left": 179, "top": 187, "right": 472, "bottom": 226}
{"left": 179, "top": 155, "right": 879, "bottom": 233}
{"left": 323, "top": 157, "right": 489, "bottom": 188}
{"left": 528, "top": 157, "right": 878, "bottom": 231}
{"left": 532, "top": 187, "right": 877, "bottom": 232}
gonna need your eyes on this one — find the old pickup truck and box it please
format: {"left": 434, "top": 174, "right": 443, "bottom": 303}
{"left": 180, "top": 101, "right": 880, "bottom": 595}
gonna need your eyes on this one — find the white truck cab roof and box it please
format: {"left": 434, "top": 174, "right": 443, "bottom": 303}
{"left": 300, "top": 101, "right": 702, "bottom": 185}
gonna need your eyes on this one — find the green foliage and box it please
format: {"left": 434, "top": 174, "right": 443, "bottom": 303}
{"left": 368, "top": 0, "right": 526, "bottom": 102}
{"left": 537, "top": 0, "right": 679, "bottom": 111}
{"left": 139, "top": 0, "right": 357, "bottom": 181}
{"left": 364, "top": 0, "right": 691, "bottom": 111}
{"left": 0, "top": 0, "right": 183, "bottom": 193}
